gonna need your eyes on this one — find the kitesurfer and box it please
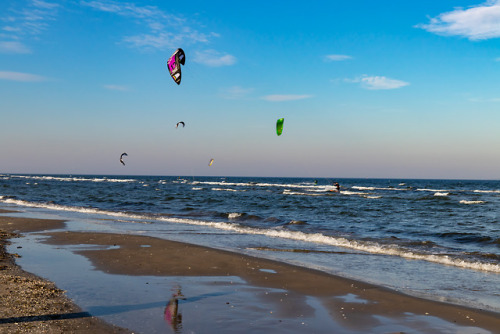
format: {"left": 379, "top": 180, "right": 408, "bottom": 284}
{"left": 119, "top": 153, "right": 128, "bottom": 166}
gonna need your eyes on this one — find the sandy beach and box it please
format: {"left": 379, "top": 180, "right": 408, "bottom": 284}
{"left": 1, "top": 209, "right": 499, "bottom": 333}
{"left": 0, "top": 209, "right": 130, "bottom": 333}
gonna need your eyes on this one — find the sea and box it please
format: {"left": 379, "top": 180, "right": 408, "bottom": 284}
{"left": 1, "top": 174, "right": 499, "bottom": 315}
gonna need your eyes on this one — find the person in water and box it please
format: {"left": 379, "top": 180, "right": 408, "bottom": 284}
{"left": 334, "top": 182, "right": 340, "bottom": 192}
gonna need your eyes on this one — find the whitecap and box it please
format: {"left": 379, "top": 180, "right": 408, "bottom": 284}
{"left": 417, "top": 188, "right": 449, "bottom": 192}
{"left": 473, "top": 189, "right": 500, "bottom": 194}
{"left": 283, "top": 189, "right": 322, "bottom": 196}
{"left": 212, "top": 188, "right": 238, "bottom": 192}
{"left": 10, "top": 175, "right": 136, "bottom": 183}
{"left": 3, "top": 196, "right": 499, "bottom": 273}
{"left": 459, "top": 200, "right": 485, "bottom": 205}
{"left": 228, "top": 213, "right": 243, "bottom": 219}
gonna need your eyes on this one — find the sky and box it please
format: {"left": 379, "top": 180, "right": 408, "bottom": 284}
{"left": 1, "top": 0, "right": 500, "bottom": 179}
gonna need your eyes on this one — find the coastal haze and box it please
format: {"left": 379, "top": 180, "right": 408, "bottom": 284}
{"left": 2, "top": 0, "right": 500, "bottom": 179}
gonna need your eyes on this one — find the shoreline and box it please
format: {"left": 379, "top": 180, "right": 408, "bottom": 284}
{"left": 1, "top": 209, "right": 499, "bottom": 333}
{"left": 0, "top": 209, "right": 131, "bottom": 333}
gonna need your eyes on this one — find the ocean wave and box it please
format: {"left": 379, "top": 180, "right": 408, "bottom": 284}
{"left": 0, "top": 198, "right": 151, "bottom": 222}
{"left": 223, "top": 212, "right": 263, "bottom": 221}
{"left": 10, "top": 175, "right": 136, "bottom": 183}
{"left": 439, "top": 232, "right": 497, "bottom": 245}
{"left": 2, "top": 197, "right": 499, "bottom": 274}
{"left": 340, "top": 190, "right": 366, "bottom": 196}
{"left": 187, "top": 180, "right": 412, "bottom": 195}
{"left": 281, "top": 189, "right": 374, "bottom": 197}
{"left": 352, "top": 186, "right": 407, "bottom": 191}
{"left": 352, "top": 186, "right": 375, "bottom": 191}
{"left": 249, "top": 246, "right": 355, "bottom": 255}
{"left": 172, "top": 179, "right": 188, "bottom": 184}
{"left": 228, "top": 212, "right": 243, "bottom": 219}
{"left": 473, "top": 189, "right": 500, "bottom": 194}
{"left": 459, "top": 200, "right": 485, "bottom": 205}
{"left": 283, "top": 220, "right": 308, "bottom": 226}
{"left": 434, "top": 192, "right": 449, "bottom": 197}
{"left": 282, "top": 189, "right": 323, "bottom": 196}
{"left": 194, "top": 180, "right": 337, "bottom": 192}
{"left": 211, "top": 188, "right": 239, "bottom": 192}
{"left": 417, "top": 188, "right": 450, "bottom": 193}
{"left": 163, "top": 217, "right": 500, "bottom": 273}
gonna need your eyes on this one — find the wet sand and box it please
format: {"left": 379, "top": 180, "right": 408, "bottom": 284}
{"left": 1, "top": 210, "right": 499, "bottom": 333}
{"left": 0, "top": 210, "right": 131, "bottom": 333}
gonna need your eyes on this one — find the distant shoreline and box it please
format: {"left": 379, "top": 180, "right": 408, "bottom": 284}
{"left": 2, "top": 173, "right": 499, "bottom": 182}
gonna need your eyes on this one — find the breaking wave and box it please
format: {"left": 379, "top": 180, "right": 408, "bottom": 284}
{"left": 1, "top": 197, "right": 498, "bottom": 274}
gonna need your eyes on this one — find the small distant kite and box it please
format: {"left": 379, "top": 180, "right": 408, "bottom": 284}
{"left": 276, "top": 118, "right": 284, "bottom": 136}
{"left": 167, "top": 48, "right": 186, "bottom": 85}
{"left": 120, "top": 152, "right": 128, "bottom": 166}
{"left": 208, "top": 158, "right": 214, "bottom": 166}
{"left": 176, "top": 121, "right": 185, "bottom": 128}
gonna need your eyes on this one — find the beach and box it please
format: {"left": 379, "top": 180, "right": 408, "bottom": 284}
{"left": 0, "top": 209, "right": 130, "bottom": 333}
{"left": 4, "top": 1, "right": 500, "bottom": 332}
{"left": 1, "top": 209, "right": 499, "bottom": 333}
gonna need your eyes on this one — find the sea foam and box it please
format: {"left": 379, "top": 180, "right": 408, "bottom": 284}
{"left": 2, "top": 197, "right": 498, "bottom": 274}
{"left": 460, "top": 200, "right": 485, "bottom": 205}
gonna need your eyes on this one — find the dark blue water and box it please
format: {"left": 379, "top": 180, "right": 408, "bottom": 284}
{"left": 1, "top": 174, "right": 499, "bottom": 311}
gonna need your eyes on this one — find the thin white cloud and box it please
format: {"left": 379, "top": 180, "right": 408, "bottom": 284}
{"left": 324, "top": 54, "right": 352, "bottom": 61}
{"left": 0, "top": 71, "right": 46, "bottom": 82}
{"left": 103, "top": 84, "right": 129, "bottom": 91}
{"left": 417, "top": 1, "right": 500, "bottom": 40}
{"left": 219, "top": 86, "right": 254, "bottom": 99}
{"left": 2, "top": 0, "right": 59, "bottom": 36}
{"left": 262, "top": 94, "right": 312, "bottom": 102}
{"left": 1, "top": 1, "right": 220, "bottom": 53}
{"left": 123, "top": 30, "right": 209, "bottom": 50}
{"left": 193, "top": 49, "right": 236, "bottom": 67}
{"left": 81, "top": 0, "right": 213, "bottom": 50}
{"left": 81, "top": 0, "right": 182, "bottom": 31}
{"left": 347, "top": 75, "right": 409, "bottom": 90}
{"left": 0, "top": 41, "right": 31, "bottom": 54}
{"left": 0, "top": 0, "right": 59, "bottom": 54}
{"left": 32, "top": 0, "right": 59, "bottom": 9}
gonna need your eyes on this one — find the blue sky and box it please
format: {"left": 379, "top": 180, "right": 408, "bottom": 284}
{"left": 1, "top": 0, "right": 500, "bottom": 179}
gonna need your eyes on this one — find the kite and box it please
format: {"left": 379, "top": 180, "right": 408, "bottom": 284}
{"left": 167, "top": 48, "right": 186, "bottom": 85}
{"left": 176, "top": 121, "right": 185, "bottom": 128}
{"left": 276, "top": 118, "right": 284, "bottom": 136}
{"left": 208, "top": 158, "right": 214, "bottom": 166}
{"left": 119, "top": 153, "right": 128, "bottom": 166}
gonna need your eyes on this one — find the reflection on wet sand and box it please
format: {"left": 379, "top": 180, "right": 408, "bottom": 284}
{"left": 164, "top": 286, "right": 185, "bottom": 333}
